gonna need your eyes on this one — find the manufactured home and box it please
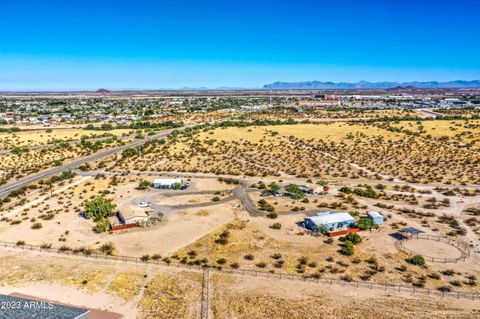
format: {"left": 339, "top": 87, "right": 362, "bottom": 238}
{"left": 304, "top": 212, "right": 355, "bottom": 232}
{"left": 153, "top": 178, "right": 183, "bottom": 189}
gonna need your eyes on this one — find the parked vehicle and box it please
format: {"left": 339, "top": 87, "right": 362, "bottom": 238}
{"left": 137, "top": 201, "right": 150, "bottom": 208}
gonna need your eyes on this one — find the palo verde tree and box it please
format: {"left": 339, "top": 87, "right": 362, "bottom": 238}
{"left": 84, "top": 196, "right": 116, "bottom": 221}
{"left": 285, "top": 184, "right": 305, "bottom": 200}
{"left": 269, "top": 182, "right": 280, "bottom": 191}
{"left": 137, "top": 179, "right": 151, "bottom": 190}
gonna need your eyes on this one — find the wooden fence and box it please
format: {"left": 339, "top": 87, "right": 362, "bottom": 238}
{"left": 1, "top": 240, "right": 478, "bottom": 301}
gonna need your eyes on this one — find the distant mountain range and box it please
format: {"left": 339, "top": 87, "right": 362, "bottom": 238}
{"left": 263, "top": 80, "right": 480, "bottom": 90}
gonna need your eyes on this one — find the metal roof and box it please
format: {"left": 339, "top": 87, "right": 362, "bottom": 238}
{"left": 367, "top": 211, "right": 383, "bottom": 218}
{"left": 306, "top": 212, "right": 355, "bottom": 225}
{"left": 400, "top": 227, "right": 425, "bottom": 235}
{"left": 153, "top": 178, "right": 182, "bottom": 185}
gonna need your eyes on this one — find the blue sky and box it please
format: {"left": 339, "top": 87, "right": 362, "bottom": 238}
{"left": 1, "top": 0, "right": 479, "bottom": 90}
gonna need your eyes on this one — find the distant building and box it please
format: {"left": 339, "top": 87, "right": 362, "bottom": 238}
{"left": 440, "top": 98, "right": 469, "bottom": 106}
{"left": 304, "top": 212, "right": 355, "bottom": 232}
{"left": 153, "top": 178, "right": 183, "bottom": 189}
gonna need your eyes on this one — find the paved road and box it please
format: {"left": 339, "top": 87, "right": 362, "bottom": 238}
{"left": 0, "top": 128, "right": 179, "bottom": 198}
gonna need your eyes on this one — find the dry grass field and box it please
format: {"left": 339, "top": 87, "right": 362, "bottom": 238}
{"left": 116, "top": 121, "right": 480, "bottom": 184}
{"left": 236, "top": 108, "right": 417, "bottom": 121}
{"left": 210, "top": 273, "right": 480, "bottom": 319}
{"left": 0, "top": 128, "right": 132, "bottom": 149}
{"left": 387, "top": 120, "right": 480, "bottom": 147}
{"left": 0, "top": 249, "right": 479, "bottom": 319}
{"left": 1, "top": 116, "right": 480, "bottom": 318}
{"left": 0, "top": 129, "right": 133, "bottom": 181}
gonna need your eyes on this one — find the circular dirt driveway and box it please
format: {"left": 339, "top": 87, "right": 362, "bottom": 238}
{"left": 402, "top": 238, "right": 463, "bottom": 260}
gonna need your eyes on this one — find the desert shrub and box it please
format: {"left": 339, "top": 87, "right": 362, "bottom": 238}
{"left": 99, "top": 242, "right": 115, "bottom": 255}
{"left": 93, "top": 218, "right": 111, "bottom": 233}
{"left": 40, "top": 243, "right": 52, "bottom": 249}
{"left": 345, "top": 233, "right": 362, "bottom": 244}
{"left": 137, "top": 179, "right": 151, "bottom": 190}
{"left": 266, "top": 212, "right": 278, "bottom": 219}
{"left": 407, "top": 255, "right": 425, "bottom": 267}
{"left": 428, "top": 273, "right": 441, "bottom": 280}
{"left": 216, "top": 258, "right": 227, "bottom": 265}
{"left": 357, "top": 217, "right": 378, "bottom": 230}
{"left": 442, "top": 269, "right": 455, "bottom": 276}
{"left": 31, "top": 222, "right": 43, "bottom": 230}
{"left": 324, "top": 238, "right": 334, "bottom": 244}
{"left": 271, "top": 253, "right": 282, "bottom": 260}
{"left": 214, "top": 230, "right": 230, "bottom": 245}
{"left": 340, "top": 241, "right": 355, "bottom": 256}
{"left": 269, "top": 222, "right": 281, "bottom": 229}
{"left": 140, "top": 255, "right": 151, "bottom": 262}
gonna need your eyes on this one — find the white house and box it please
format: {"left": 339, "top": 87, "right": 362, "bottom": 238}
{"left": 304, "top": 212, "right": 355, "bottom": 232}
{"left": 153, "top": 178, "right": 183, "bottom": 189}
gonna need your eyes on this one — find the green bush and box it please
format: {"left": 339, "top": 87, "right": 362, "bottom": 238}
{"left": 31, "top": 222, "right": 43, "bottom": 230}
{"left": 270, "top": 223, "right": 282, "bottom": 230}
{"left": 93, "top": 217, "right": 111, "bottom": 233}
{"left": 84, "top": 196, "right": 116, "bottom": 221}
{"left": 285, "top": 184, "right": 305, "bottom": 199}
{"left": 340, "top": 241, "right": 355, "bottom": 256}
{"left": 345, "top": 233, "right": 362, "bottom": 244}
{"left": 407, "top": 255, "right": 426, "bottom": 266}
{"left": 137, "top": 179, "right": 151, "bottom": 190}
{"left": 357, "top": 217, "right": 378, "bottom": 231}
{"left": 266, "top": 212, "right": 278, "bottom": 219}
{"left": 339, "top": 187, "right": 353, "bottom": 194}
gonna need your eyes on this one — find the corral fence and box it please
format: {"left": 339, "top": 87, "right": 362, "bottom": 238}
{"left": 2, "top": 240, "right": 478, "bottom": 301}
{"left": 395, "top": 233, "right": 470, "bottom": 263}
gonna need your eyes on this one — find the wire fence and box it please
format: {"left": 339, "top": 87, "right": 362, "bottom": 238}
{"left": 1, "top": 240, "right": 478, "bottom": 301}
{"left": 395, "top": 234, "right": 470, "bottom": 263}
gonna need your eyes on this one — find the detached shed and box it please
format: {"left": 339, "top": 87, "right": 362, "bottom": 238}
{"left": 367, "top": 211, "right": 384, "bottom": 225}
{"left": 153, "top": 178, "right": 183, "bottom": 189}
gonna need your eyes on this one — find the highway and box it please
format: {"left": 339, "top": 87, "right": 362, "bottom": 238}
{"left": 0, "top": 127, "right": 179, "bottom": 198}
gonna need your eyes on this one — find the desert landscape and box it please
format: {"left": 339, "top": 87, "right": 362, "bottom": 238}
{"left": 1, "top": 97, "right": 480, "bottom": 317}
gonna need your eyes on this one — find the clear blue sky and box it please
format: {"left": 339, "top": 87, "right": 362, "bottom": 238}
{"left": 1, "top": 0, "right": 479, "bottom": 90}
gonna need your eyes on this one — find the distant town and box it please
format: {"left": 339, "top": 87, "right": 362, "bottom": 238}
{"left": 1, "top": 87, "right": 478, "bottom": 126}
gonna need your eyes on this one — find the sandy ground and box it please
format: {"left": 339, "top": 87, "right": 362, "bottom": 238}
{"left": 402, "top": 238, "right": 463, "bottom": 259}
{"left": 1, "top": 176, "right": 92, "bottom": 219}
{"left": 0, "top": 199, "right": 239, "bottom": 257}
{"left": 109, "top": 201, "right": 241, "bottom": 256}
